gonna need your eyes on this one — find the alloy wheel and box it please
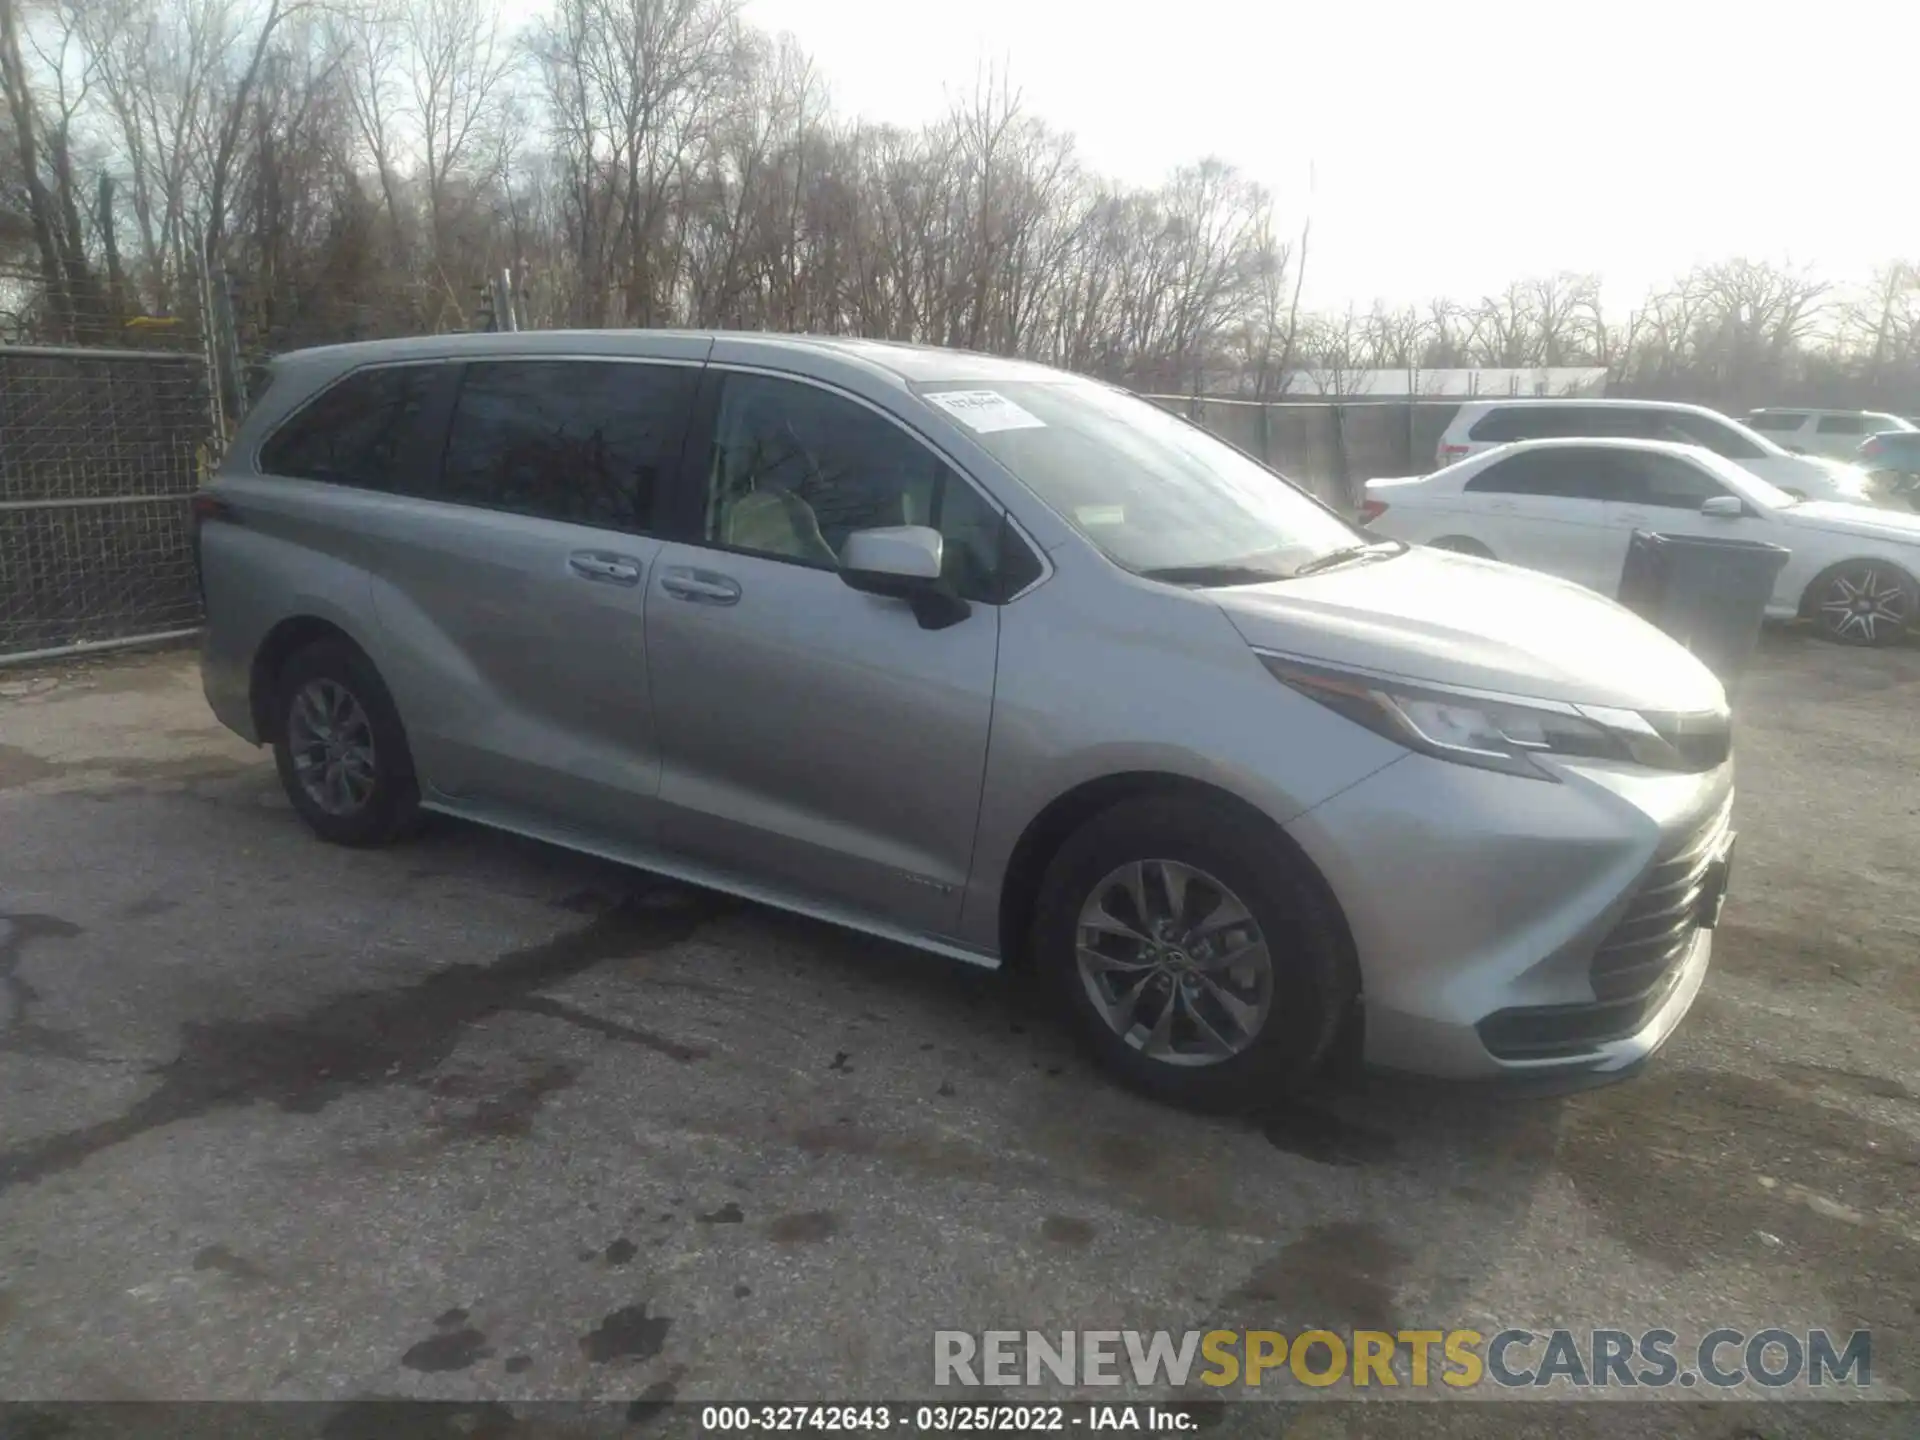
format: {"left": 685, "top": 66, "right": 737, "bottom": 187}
{"left": 286, "top": 678, "right": 379, "bottom": 815}
{"left": 1818, "top": 565, "right": 1912, "bottom": 644}
{"left": 1073, "top": 859, "right": 1273, "bottom": 1067}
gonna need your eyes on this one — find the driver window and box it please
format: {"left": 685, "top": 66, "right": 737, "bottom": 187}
{"left": 1632, "top": 453, "right": 1731, "bottom": 510}
{"left": 703, "top": 372, "right": 1003, "bottom": 601}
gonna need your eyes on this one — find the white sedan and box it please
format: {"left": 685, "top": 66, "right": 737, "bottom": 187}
{"left": 1363, "top": 437, "right": 1920, "bottom": 646}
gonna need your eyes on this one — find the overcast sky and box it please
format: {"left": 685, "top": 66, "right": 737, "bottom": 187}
{"left": 734, "top": 0, "right": 1918, "bottom": 311}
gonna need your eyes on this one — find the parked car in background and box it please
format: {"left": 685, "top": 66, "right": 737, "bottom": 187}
{"left": 1858, "top": 430, "right": 1920, "bottom": 510}
{"left": 1434, "top": 399, "right": 1877, "bottom": 505}
{"left": 1746, "top": 408, "right": 1916, "bottom": 459}
{"left": 1366, "top": 437, "right": 1920, "bottom": 645}
{"left": 197, "top": 331, "right": 1735, "bottom": 1101}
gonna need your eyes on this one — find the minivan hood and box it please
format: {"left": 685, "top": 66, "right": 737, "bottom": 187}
{"left": 1214, "top": 547, "right": 1726, "bottom": 712}
{"left": 1785, "top": 500, "right": 1920, "bottom": 545}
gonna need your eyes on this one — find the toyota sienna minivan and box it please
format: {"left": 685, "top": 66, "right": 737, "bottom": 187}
{"left": 198, "top": 331, "right": 1736, "bottom": 1106}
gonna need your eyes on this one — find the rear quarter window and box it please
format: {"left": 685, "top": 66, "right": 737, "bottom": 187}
{"left": 1645, "top": 411, "right": 1766, "bottom": 461}
{"left": 258, "top": 364, "right": 440, "bottom": 491}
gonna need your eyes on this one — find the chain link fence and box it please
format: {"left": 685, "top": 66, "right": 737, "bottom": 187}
{"left": 1144, "top": 396, "right": 1463, "bottom": 512}
{"left": 0, "top": 278, "right": 1467, "bottom": 662}
{"left": 0, "top": 335, "right": 217, "bottom": 663}
{"left": 0, "top": 263, "right": 504, "bottom": 665}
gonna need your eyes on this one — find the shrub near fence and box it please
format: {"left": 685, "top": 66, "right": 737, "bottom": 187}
{"left": 0, "top": 345, "right": 213, "bottom": 662}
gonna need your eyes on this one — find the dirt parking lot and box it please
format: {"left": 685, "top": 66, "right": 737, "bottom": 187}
{"left": 1, "top": 633, "right": 1917, "bottom": 1437}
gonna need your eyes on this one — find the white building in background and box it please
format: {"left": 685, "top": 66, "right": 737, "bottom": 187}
{"left": 1279, "top": 366, "right": 1610, "bottom": 398}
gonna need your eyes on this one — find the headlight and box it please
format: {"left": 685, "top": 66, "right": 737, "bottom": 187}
{"left": 1257, "top": 653, "right": 1723, "bottom": 781}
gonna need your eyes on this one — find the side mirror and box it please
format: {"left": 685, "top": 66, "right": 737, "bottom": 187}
{"left": 839, "top": 525, "right": 970, "bottom": 630}
{"left": 1700, "top": 495, "right": 1744, "bottom": 519}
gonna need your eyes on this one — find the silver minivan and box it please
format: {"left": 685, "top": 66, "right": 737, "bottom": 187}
{"left": 199, "top": 331, "right": 1736, "bottom": 1105}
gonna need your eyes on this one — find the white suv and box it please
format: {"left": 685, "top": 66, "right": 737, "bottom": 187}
{"left": 1433, "top": 399, "right": 1877, "bottom": 504}
{"left": 1745, "top": 408, "right": 1916, "bottom": 460}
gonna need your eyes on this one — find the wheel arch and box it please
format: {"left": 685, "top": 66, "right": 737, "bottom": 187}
{"left": 249, "top": 615, "right": 376, "bottom": 742}
{"left": 1797, "top": 554, "right": 1920, "bottom": 619}
{"left": 995, "top": 771, "right": 1359, "bottom": 985}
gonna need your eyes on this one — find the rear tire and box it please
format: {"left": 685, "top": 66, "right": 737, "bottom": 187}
{"left": 270, "top": 640, "right": 420, "bottom": 846}
{"left": 1805, "top": 561, "right": 1915, "bottom": 648}
{"left": 1429, "top": 536, "right": 1493, "bottom": 558}
{"left": 1030, "top": 794, "right": 1354, "bottom": 1110}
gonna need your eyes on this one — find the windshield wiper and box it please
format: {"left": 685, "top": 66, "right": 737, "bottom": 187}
{"left": 1290, "top": 540, "right": 1406, "bottom": 577}
{"left": 1136, "top": 562, "right": 1292, "bottom": 587}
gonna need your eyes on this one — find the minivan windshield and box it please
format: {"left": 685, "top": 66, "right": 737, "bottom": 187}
{"left": 914, "top": 379, "right": 1364, "bottom": 583}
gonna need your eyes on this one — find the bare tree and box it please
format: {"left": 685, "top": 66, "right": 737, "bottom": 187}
{"left": 16, "top": 0, "right": 1920, "bottom": 421}
{"left": 334, "top": 0, "right": 408, "bottom": 254}
{"left": 404, "top": 0, "right": 512, "bottom": 268}
{"left": 0, "top": 0, "right": 74, "bottom": 332}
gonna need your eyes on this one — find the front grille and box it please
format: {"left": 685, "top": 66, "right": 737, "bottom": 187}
{"left": 1478, "top": 800, "right": 1731, "bottom": 1062}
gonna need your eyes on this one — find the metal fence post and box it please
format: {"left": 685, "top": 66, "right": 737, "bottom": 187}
{"left": 1330, "top": 402, "right": 1352, "bottom": 512}
{"left": 493, "top": 268, "right": 519, "bottom": 333}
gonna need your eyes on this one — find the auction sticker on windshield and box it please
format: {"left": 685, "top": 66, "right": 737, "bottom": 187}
{"left": 926, "top": 390, "right": 1048, "bottom": 433}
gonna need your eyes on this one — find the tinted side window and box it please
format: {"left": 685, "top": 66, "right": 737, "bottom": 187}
{"left": 435, "top": 360, "right": 695, "bottom": 529}
{"left": 1465, "top": 451, "right": 1552, "bottom": 493}
{"left": 1747, "top": 412, "right": 1807, "bottom": 432}
{"left": 259, "top": 365, "right": 436, "bottom": 490}
{"left": 1471, "top": 406, "right": 1650, "bottom": 442}
{"left": 1629, "top": 453, "right": 1730, "bottom": 509}
{"left": 1465, "top": 449, "right": 1616, "bottom": 499}
{"left": 996, "top": 514, "right": 1046, "bottom": 600}
{"left": 1816, "top": 414, "right": 1869, "bottom": 434}
{"left": 1466, "top": 408, "right": 1519, "bottom": 442}
{"left": 703, "top": 373, "right": 1003, "bottom": 602}
{"left": 1552, "top": 450, "right": 1637, "bottom": 500}
{"left": 1468, "top": 407, "right": 1574, "bottom": 442}
{"left": 1645, "top": 411, "right": 1764, "bottom": 460}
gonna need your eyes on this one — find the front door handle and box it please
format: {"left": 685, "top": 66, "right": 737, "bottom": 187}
{"left": 660, "top": 567, "right": 742, "bottom": 605}
{"left": 569, "top": 550, "right": 642, "bottom": 586}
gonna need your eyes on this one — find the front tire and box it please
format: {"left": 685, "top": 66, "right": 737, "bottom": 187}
{"left": 271, "top": 639, "right": 420, "bottom": 846}
{"left": 1031, "top": 794, "right": 1354, "bottom": 1109}
{"left": 1807, "top": 562, "right": 1915, "bottom": 647}
{"left": 1429, "top": 536, "right": 1493, "bottom": 558}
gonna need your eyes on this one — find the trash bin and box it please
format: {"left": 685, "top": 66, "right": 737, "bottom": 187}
{"left": 1616, "top": 531, "right": 1791, "bottom": 685}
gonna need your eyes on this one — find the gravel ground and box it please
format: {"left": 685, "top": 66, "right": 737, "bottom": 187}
{"left": 1, "top": 633, "right": 1916, "bottom": 1439}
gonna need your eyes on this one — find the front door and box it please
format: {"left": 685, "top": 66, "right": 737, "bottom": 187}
{"left": 1601, "top": 450, "right": 1788, "bottom": 605}
{"left": 644, "top": 370, "right": 1007, "bottom": 938}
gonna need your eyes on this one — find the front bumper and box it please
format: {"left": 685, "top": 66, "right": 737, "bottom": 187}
{"left": 1285, "top": 749, "right": 1733, "bottom": 1081}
